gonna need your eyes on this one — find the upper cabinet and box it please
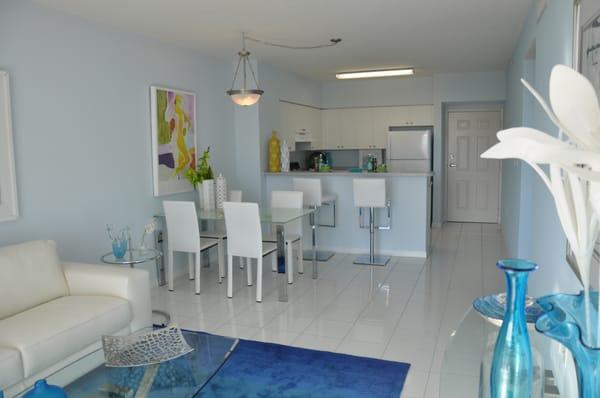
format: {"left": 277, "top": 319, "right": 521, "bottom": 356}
{"left": 321, "top": 109, "right": 341, "bottom": 149}
{"left": 281, "top": 102, "right": 433, "bottom": 151}
{"left": 279, "top": 102, "right": 321, "bottom": 151}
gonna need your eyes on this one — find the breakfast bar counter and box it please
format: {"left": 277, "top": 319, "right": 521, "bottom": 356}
{"left": 264, "top": 171, "right": 432, "bottom": 258}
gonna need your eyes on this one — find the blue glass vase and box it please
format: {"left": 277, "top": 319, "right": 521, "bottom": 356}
{"left": 490, "top": 259, "right": 538, "bottom": 398}
{"left": 536, "top": 291, "right": 600, "bottom": 398}
{"left": 112, "top": 238, "right": 128, "bottom": 259}
{"left": 23, "top": 380, "right": 67, "bottom": 398}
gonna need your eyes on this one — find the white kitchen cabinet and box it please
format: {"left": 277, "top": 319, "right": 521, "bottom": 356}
{"left": 285, "top": 104, "right": 433, "bottom": 151}
{"left": 279, "top": 102, "right": 322, "bottom": 151}
{"left": 341, "top": 108, "right": 373, "bottom": 149}
{"left": 372, "top": 105, "right": 433, "bottom": 128}
{"left": 321, "top": 109, "right": 341, "bottom": 149}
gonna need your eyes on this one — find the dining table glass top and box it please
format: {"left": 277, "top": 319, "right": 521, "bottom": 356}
{"left": 155, "top": 206, "right": 314, "bottom": 224}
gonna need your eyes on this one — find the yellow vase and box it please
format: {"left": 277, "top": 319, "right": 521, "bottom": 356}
{"left": 268, "top": 131, "right": 281, "bottom": 172}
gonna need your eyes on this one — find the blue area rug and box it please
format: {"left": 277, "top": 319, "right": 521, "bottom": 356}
{"left": 197, "top": 338, "right": 410, "bottom": 398}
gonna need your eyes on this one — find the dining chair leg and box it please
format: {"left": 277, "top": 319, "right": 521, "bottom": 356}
{"left": 297, "top": 238, "right": 304, "bottom": 274}
{"left": 168, "top": 250, "right": 174, "bottom": 291}
{"left": 271, "top": 253, "right": 277, "bottom": 272}
{"left": 188, "top": 253, "right": 194, "bottom": 280}
{"left": 227, "top": 254, "right": 234, "bottom": 298}
{"left": 256, "top": 257, "right": 263, "bottom": 302}
{"left": 217, "top": 239, "right": 225, "bottom": 283}
{"left": 286, "top": 242, "right": 294, "bottom": 284}
{"left": 194, "top": 251, "right": 201, "bottom": 295}
{"left": 240, "top": 257, "right": 245, "bottom": 269}
{"left": 247, "top": 257, "right": 253, "bottom": 286}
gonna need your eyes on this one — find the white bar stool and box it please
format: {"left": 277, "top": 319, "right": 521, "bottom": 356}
{"left": 292, "top": 178, "right": 336, "bottom": 265}
{"left": 353, "top": 178, "right": 391, "bottom": 266}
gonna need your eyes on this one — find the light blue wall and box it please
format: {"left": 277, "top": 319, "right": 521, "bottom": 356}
{"left": 321, "top": 77, "right": 434, "bottom": 108}
{"left": 0, "top": 0, "right": 235, "bottom": 280}
{"left": 502, "top": 0, "right": 581, "bottom": 296}
{"left": 502, "top": 1, "right": 585, "bottom": 393}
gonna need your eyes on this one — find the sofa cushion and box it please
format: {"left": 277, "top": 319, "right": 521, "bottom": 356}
{"left": 0, "top": 295, "right": 131, "bottom": 378}
{"left": 0, "top": 240, "right": 68, "bottom": 319}
{"left": 0, "top": 347, "right": 23, "bottom": 390}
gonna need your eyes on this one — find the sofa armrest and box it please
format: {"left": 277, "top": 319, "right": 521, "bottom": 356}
{"left": 62, "top": 262, "right": 152, "bottom": 332}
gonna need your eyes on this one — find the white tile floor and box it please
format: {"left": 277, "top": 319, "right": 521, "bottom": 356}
{"left": 151, "top": 222, "right": 507, "bottom": 398}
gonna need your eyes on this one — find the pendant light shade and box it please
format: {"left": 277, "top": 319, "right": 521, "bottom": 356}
{"left": 227, "top": 34, "right": 263, "bottom": 106}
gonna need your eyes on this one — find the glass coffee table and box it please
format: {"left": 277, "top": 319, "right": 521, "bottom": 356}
{"left": 64, "top": 330, "right": 237, "bottom": 397}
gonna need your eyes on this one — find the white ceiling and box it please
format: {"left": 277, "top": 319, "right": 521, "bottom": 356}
{"left": 34, "top": 0, "right": 532, "bottom": 81}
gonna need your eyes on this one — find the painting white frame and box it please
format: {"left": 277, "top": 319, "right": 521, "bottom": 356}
{"left": 0, "top": 71, "right": 19, "bottom": 222}
{"left": 150, "top": 86, "right": 197, "bottom": 197}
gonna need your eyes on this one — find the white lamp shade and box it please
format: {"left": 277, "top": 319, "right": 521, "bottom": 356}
{"left": 227, "top": 89, "right": 263, "bottom": 106}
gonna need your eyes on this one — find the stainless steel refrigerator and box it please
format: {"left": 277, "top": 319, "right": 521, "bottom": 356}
{"left": 386, "top": 128, "right": 432, "bottom": 173}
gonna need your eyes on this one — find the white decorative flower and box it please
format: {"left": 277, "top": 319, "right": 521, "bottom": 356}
{"left": 481, "top": 65, "right": 600, "bottom": 287}
{"left": 144, "top": 219, "right": 157, "bottom": 235}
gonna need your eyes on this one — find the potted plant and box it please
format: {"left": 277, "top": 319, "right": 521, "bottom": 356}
{"left": 185, "top": 147, "right": 214, "bottom": 209}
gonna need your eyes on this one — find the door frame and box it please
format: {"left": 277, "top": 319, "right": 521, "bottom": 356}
{"left": 443, "top": 105, "right": 504, "bottom": 223}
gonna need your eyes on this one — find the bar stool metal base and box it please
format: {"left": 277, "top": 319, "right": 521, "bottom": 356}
{"left": 353, "top": 255, "right": 390, "bottom": 266}
{"left": 302, "top": 250, "right": 334, "bottom": 262}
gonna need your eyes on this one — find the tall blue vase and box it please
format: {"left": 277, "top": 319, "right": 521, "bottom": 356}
{"left": 536, "top": 291, "right": 600, "bottom": 398}
{"left": 490, "top": 259, "right": 538, "bottom": 398}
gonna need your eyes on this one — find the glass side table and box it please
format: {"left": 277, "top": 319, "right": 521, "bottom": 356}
{"left": 100, "top": 248, "right": 170, "bottom": 327}
{"left": 101, "top": 249, "right": 162, "bottom": 269}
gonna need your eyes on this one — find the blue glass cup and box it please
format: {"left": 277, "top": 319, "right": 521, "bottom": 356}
{"left": 112, "top": 238, "right": 128, "bottom": 259}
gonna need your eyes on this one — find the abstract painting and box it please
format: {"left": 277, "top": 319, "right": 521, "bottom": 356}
{"left": 0, "top": 71, "right": 18, "bottom": 222}
{"left": 150, "top": 86, "right": 197, "bottom": 196}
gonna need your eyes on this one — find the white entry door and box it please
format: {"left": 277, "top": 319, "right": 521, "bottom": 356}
{"left": 447, "top": 110, "right": 501, "bottom": 222}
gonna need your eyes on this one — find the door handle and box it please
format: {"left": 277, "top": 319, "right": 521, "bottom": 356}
{"left": 449, "top": 163, "right": 457, "bottom": 168}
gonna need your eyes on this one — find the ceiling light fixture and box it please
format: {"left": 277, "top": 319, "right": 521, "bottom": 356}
{"left": 335, "top": 68, "right": 415, "bottom": 80}
{"left": 227, "top": 33, "right": 264, "bottom": 106}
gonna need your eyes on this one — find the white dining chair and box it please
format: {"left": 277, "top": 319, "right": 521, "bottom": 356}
{"left": 229, "top": 190, "right": 242, "bottom": 202}
{"left": 223, "top": 202, "right": 277, "bottom": 302}
{"left": 200, "top": 189, "right": 243, "bottom": 280}
{"left": 264, "top": 191, "right": 303, "bottom": 284}
{"left": 163, "top": 201, "right": 222, "bottom": 295}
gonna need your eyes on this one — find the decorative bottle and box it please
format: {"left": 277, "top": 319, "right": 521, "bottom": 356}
{"left": 268, "top": 131, "right": 281, "bottom": 172}
{"left": 215, "top": 173, "right": 227, "bottom": 209}
{"left": 280, "top": 140, "right": 290, "bottom": 172}
{"left": 490, "top": 258, "right": 538, "bottom": 398}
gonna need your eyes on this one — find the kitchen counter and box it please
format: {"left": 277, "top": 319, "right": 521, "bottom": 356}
{"left": 264, "top": 171, "right": 434, "bottom": 177}
{"left": 264, "top": 171, "right": 432, "bottom": 258}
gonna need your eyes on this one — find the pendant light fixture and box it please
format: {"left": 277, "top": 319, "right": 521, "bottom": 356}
{"left": 227, "top": 33, "right": 264, "bottom": 106}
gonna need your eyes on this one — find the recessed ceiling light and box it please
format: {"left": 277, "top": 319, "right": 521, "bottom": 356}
{"left": 335, "top": 68, "right": 415, "bottom": 80}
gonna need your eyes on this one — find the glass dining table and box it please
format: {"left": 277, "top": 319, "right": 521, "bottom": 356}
{"left": 154, "top": 206, "right": 317, "bottom": 302}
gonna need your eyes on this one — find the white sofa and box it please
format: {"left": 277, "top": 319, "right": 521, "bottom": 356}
{"left": 0, "top": 240, "right": 152, "bottom": 397}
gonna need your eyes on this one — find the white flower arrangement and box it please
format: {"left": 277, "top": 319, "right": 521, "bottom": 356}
{"left": 482, "top": 65, "right": 600, "bottom": 291}
{"left": 140, "top": 219, "right": 157, "bottom": 250}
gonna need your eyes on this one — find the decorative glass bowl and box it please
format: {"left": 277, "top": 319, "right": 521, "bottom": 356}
{"left": 473, "top": 292, "right": 543, "bottom": 326}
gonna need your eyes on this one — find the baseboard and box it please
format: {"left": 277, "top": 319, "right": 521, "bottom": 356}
{"left": 306, "top": 246, "right": 427, "bottom": 259}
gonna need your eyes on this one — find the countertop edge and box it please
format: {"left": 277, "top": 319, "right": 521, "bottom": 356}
{"left": 264, "top": 171, "right": 434, "bottom": 177}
